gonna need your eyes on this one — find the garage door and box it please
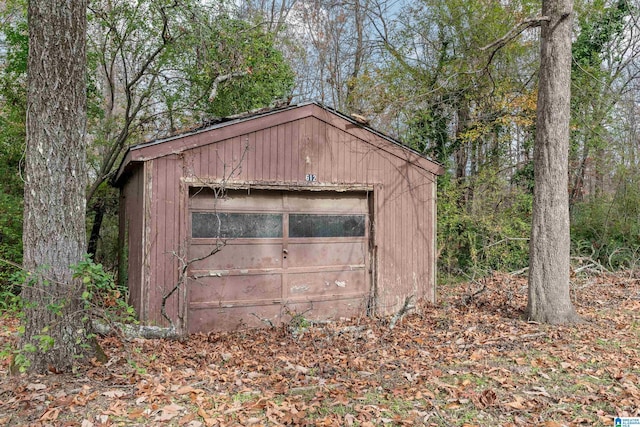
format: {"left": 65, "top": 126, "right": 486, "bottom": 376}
{"left": 187, "top": 188, "right": 370, "bottom": 332}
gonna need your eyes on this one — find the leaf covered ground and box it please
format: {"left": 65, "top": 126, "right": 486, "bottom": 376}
{"left": 1, "top": 272, "right": 639, "bottom": 426}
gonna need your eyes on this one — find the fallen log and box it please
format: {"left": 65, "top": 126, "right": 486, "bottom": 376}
{"left": 92, "top": 319, "right": 181, "bottom": 340}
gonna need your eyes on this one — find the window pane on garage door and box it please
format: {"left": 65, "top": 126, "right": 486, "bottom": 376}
{"left": 192, "top": 212, "right": 282, "bottom": 238}
{"left": 289, "top": 214, "right": 366, "bottom": 237}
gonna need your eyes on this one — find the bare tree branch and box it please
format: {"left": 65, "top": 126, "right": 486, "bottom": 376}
{"left": 162, "top": 240, "right": 226, "bottom": 328}
{"left": 480, "top": 16, "right": 550, "bottom": 60}
{"left": 389, "top": 295, "right": 415, "bottom": 330}
{"left": 161, "top": 143, "right": 251, "bottom": 331}
{"left": 208, "top": 70, "right": 249, "bottom": 102}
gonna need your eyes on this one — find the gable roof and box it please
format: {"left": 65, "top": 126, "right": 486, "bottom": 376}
{"left": 112, "top": 101, "right": 444, "bottom": 186}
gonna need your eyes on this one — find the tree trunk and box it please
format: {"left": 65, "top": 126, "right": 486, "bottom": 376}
{"left": 526, "top": 0, "right": 580, "bottom": 324}
{"left": 345, "top": 0, "right": 364, "bottom": 113}
{"left": 569, "top": 143, "right": 589, "bottom": 205}
{"left": 454, "top": 104, "right": 470, "bottom": 180}
{"left": 87, "top": 198, "right": 106, "bottom": 258}
{"left": 21, "top": 0, "right": 101, "bottom": 373}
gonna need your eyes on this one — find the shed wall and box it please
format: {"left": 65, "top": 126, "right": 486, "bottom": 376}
{"left": 120, "top": 165, "right": 145, "bottom": 319}
{"left": 179, "top": 116, "right": 436, "bottom": 315}
{"left": 146, "top": 155, "right": 183, "bottom": 327}
{"left": 134, "top": 110, "right": 437, "bottom": 329}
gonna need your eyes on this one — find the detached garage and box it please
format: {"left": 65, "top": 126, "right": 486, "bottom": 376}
{"left": 113, "top": 102, "right": 444, "bottom": 334}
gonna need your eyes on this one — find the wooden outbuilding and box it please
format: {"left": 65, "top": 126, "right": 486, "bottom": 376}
{"left": 113, "top": 102, "right": 444, "bottom": 333}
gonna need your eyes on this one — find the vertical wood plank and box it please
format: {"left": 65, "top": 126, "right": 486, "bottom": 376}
{"left": 200, "top": 146, "right": 207, "bottom": 178}
{"left": 213, "top": 142, "right": 221, "bottom": 178}
{"left": 304, "top": 118, "right": 312, "bottom": 181}
{"left": 291, "top": 120, "right": 299, "bottom": 182}
{"left": 256, "top": 129, "right": 264, "bottom": 181}
{"left": 330, "top": 124, "right": 338, "bottom": 183}
{"left": 247, "top": 131, "right": 256, "bottom": 182}
{"left": 270, "top": 126, "right": 278, "bottom": 180}
{"left": 277, "top": 124, "right": 285, "bottom": 181}
{"left": 283, "top": 122, "right": 292, "bottom": 181}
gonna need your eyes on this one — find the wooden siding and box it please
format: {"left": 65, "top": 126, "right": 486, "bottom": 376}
{"left": 116, "top": 104, "right": 442, "bottom": 180}
{"left": 145, "top": 155, "right": 183, "bottom": 327}
{"left": 178, "top": 115, "right": 437, "bottom": 315}
{"left": 120, "top": 165, "right": 145, "bottom": 319}
{"left": 117, "top": 103, "right": 441, "bottom": 330}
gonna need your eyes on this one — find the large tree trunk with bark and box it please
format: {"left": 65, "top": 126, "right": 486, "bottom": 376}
{"left": 20, "top": 0, "right": 101, "bottom": 373}
{"left": 526, "top": 0, "right": 580, "bottom": 324}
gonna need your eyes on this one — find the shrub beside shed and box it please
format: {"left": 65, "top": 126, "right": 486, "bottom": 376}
{"left": 113, "top": 102, "right": 444, "bottom": 333}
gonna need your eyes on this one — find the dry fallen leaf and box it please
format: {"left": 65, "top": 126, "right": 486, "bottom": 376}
{"left": 478, "top": 389, "right": 497, "bottom": 407}
{"left": 40, "top": 408, "right": 60, "bottom": 421}
{"left": 102, "top": 389, "right": 127, "bottom": 398}
{"left": 27, "top": 383, "right": 47, "bottom": 391}
{"left": 344, "top": 413, "right": 356, "bottom": 426}
{"left": 154, "top": 402, "right": 184, "bottom": 421}
{"left": 505, "top": 395, "right": 527, "bottom": 410}
{"left": 175, "top": 385, "right": 198, "bottom": 395}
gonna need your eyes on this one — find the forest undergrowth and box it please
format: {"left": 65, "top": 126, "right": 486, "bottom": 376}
{"left": 1, "top": 270, "right": 639, "bottom": 426}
